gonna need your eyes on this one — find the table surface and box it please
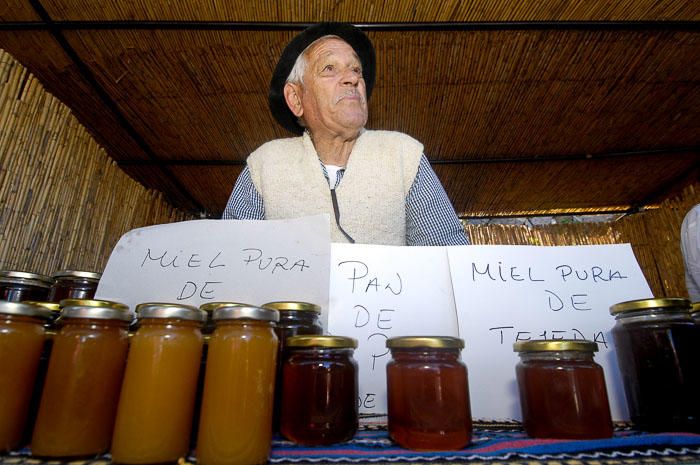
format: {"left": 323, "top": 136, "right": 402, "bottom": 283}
{"left": 3, "top": 423, "right": 700, "bottom": 465}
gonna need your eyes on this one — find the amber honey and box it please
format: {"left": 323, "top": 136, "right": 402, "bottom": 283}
{"left": 386, "top": 336, "right": 471, "bottom": 450}
{"left": 0, "top": 303, "right": 51, "bottom": 452}
{"left": 514, "top": 340, "right": 613, "bottom": 439}
{"left": 30, "top": 305, "right": 131, "bottom": 458}
{"left": 280, "top": 335, "right": 358, "bottom": 446}
{"left": 111, "top": 304, "right": 205, "bottom": 464}
{"left": 196, "top": 306, "right": 279, "bottom": 465}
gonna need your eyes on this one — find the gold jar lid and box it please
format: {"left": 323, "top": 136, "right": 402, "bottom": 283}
{"left": 0, "top": 301, "right": 53, "bottom": 319}
{"left": 286, "top": 335, "right": 357, "bottom": 348}
{"left": 609, "top": 297, "right": 691, "bottom": 315}
{"left": 0, "top": 270, "right": 53, "bottom": 287}
{"left": 59, "top": 298, "right": 129, "bottom": 310}
{"left": 386, "top": 336, "right": 464, "bottom": 349}
{"left": 513, "top": 339, "right": 598, "bottom": 352}
{"left": 22, "top": 300, "right": 61, "bottom": 312}
{"left": 136, "top": 303, "right": 206, "bottom": 322}
{"left": 691, "top": 302, "right": 699, "bottom": 314}
{"left": 52, "top": 270, "right": 102, "bottom": 281}
{"left": 61, "top": 304, "right": 133, "bottom": 321}
{"left": 262, "top": 301, "right": 321, "bottom": 313}
{"left": 212, "top": 305, "right": 279, "bottom": 322}
{"left": 199, "top": 302, "right": 249, "bottom": 313}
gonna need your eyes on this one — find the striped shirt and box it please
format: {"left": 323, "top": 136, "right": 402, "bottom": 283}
{"left": 222, "top": 154, "right": 470, "bottom": 246}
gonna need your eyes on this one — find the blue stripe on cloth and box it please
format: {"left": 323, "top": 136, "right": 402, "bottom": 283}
{"left": 269, "top": 428, "right": 700, "bottom": 463}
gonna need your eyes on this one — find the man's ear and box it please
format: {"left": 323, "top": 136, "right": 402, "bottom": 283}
{"left": 284, "top": 83, "right": 304, "bottom": 118}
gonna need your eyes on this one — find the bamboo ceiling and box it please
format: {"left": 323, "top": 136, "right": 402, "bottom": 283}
{"left": 1, "top": 0, "right": 699, "bottom": 217}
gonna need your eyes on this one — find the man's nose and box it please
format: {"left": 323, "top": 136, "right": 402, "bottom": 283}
{"left": 341, "top": 68, "right": 360, "bottom": 86}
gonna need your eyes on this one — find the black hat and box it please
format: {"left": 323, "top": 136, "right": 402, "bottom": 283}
{"left": 269, "top": 22, "right": 376, "bottom": 135}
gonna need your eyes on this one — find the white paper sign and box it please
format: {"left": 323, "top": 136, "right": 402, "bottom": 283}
{"left": 328, "top": 243, "right": 459, "bottom": 414}
{"left": 96, "top": 216, "right": 331, "bottom": 320}
{"left": 447, "top": 244, "right": 653, "bottom": 421}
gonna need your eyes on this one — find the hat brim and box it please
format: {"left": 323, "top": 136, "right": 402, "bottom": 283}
{"left": 269, "top": 23, "right": 376, "bottom": 135}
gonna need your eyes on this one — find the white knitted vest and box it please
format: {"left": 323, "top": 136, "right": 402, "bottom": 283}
{"left": 247, "top": 130, "right": 423, "bottom": 245}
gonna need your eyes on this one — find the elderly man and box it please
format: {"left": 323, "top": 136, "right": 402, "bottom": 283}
{"left": 222, "top": 22, "right": 469, "bottom": 246}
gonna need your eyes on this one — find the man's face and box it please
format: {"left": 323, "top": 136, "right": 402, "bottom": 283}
{"left": 292, "top": 37, "right": 368, "bottom": 136}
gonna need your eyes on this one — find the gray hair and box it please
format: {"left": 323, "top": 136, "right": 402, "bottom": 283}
{"left": 286, "top": 35, "right": 341, "bottom": 85}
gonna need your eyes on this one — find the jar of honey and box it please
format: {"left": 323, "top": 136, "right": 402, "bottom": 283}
{"left": 280, "top": 335, "right": 358, "bottom": 446}
{"left": 17, "top": 301, "right": 61, "bottom": 447}
{"left": 48, "top": 270, "right": 101, "bottom": 302}
{"left": 513, "top": 339, "right": 613, "bottom": 439}
{"left": 0, "top": 302, "right": 52, "bottom": 452}
{"left": 263, "top": 301, "right": 323, "bottom": 430}
{"left": 386, "top": 336, "right": 472, "bottom": 450}
{"left": 192, "top": 302, "right": 249, "bottom": 449}
{"left": 30, "top": 303, "right": 132, "bottom": 458}
{"left": 199, "top": 302, "right": 249, "bottom": 336}
{"left": 111, "top": 303, "right": 206, "bottom": 465}
{"left": 610, "top": 298, "right": 700, "bottom": 432}
{"left": 22, "top": 301, "right": 61, "bottom": 329}
{"left": 196, "top": 305, "right": 279, "bottom": 465}
{"left": 58, "top": 298, "right": 129, "bottom": 311}
{"left": 0, "top": 271, "right": 53, "bottom": 302}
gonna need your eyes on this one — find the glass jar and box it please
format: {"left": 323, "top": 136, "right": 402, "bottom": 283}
{"left": 192, "top": 302, "right": 249, "bottom": 449}
{"left": 513, "top": 339, "right": 613, "bottom": 439}
{"left": 0, "top": 271, "right": 53, "bottom": 302}
{"left": 196, "top": 305, "right": 279, "bottom": 465}
{"left": 280, "top": 335, "right": 358, "bottom": 446}
{"left": 0, "top": 302, "right": 52, "bottom": 452}
{"left": 691, "top": 302, "right": 699, "bottom": 323}
{"left": 610, "top": 298, "right": 700, "bottom": 432}
{"left": 22, "top": 301, "right": 61, "bottom": 330}
{"left": 199, "top": 302, "right": 249, "bottom": 336}
{"left": 30, "top": 304, "right": 132, "bottom": 458}
{"left": 48, "top": 270, "right": 101, "bottom": 302}
{"left": 111, "top": 303, "right": 206, "bottom": 465}
{"left": 386, "top": 336, "right": 472, "bottom": 450}
{"left": 263, "top": 301, "right": 323, "bottom": 430}
{"left": 17, "top": 301, "right": 61, "bottom": 447}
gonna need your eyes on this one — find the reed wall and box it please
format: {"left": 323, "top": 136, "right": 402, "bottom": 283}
{"left": 0, "top": 47, "right": 696, "bottom": 299}
{"left": 0, "top": 50, "right": 192, "bottom": 276}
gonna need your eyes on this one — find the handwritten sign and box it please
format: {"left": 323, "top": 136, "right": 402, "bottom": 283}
{"left": 95, "top": 216, "right": 331, "bottom": 322}
{"left": 447, "top": 244, "right": 653, "bottom": 421}
{"left": 328, "top": 244, "right": 458, "bottom": 414}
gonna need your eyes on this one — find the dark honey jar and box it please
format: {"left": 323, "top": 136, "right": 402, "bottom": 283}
{"left": 263, "top": 301, "right": 323, "bottom": 430}
{"left": 48, "top": 270, "right": 101, "bottom": 303}
{"left": 0, "top": 271, "right": 53, "bottom": 302}
{"left": 610, "top": 298, "right": 700, "bottom": 432}
{"left": 513, "top": 339, "right": 613, "bottom": 439}
{"left": 280, "top": 335, "right": 358, "bottom": 445}
{"left": 0, "top": 302, "right": 52, "bottom": 452}
{"left": 386, "top": 336, "right": 472, "bottom": 450}
{"left": 31, "top": 303, "right": 132, "bottom": 458}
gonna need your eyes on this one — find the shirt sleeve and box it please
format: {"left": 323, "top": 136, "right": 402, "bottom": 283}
{"left": 681, "top": 204, "right": 700, "bottom": 302}
{"left": 221, "top": 166, "right": 265, "bottom": 220}
{"left": 405, "top": 155, "right": 470, "bottom": 246}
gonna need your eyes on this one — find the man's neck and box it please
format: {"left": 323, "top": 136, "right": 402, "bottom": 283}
{"left": 308, "top": 129, "right": 361, "bottom": 167}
